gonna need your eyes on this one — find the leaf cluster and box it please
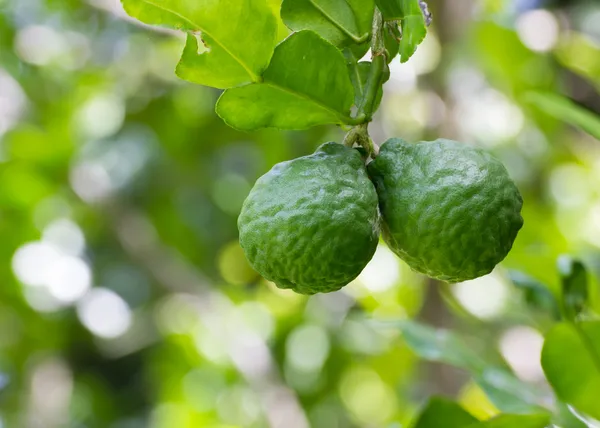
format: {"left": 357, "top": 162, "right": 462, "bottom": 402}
{"left": 121, "top": 0, "right": 429, "bottom": 131}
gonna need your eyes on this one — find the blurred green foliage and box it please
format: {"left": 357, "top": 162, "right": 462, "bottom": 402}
{"left": 1, "top": 0, "right": 600, "bottom": 427}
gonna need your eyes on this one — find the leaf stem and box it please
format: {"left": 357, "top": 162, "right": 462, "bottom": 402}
{"left": 343, "top": 7, "right": 387, "bottom": 158}
{"left": 357, "top": 8, "right": 387, "bottom": 121}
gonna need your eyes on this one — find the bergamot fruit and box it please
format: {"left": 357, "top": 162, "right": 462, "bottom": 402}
{"left": 238, "top": 142, "right": 380, "bottom": 294}
{"left": 368, "top": 138, "right": 523, "bottom": 282}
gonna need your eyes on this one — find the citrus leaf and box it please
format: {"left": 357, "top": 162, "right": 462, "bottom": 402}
{"left": 526, "top": 92, "right": 600, "bottom": 140}
{"left": 375, "top": 0, "right": 423, "bottom": 21}
{"left": 397, "top": 321, "right": 546, "bottom": 414}
{"left": 346, "top": 61, "right": 386, "bottom": 112}
{"left": 398, "top": 320, "right": 488, "bottom": 372}
{"left": 541, "top": 321, "right": 600, "bottom": 420}
{"left": 121, "top": 0, "right": 278, "bottom": 89}
{"left": 216, "top": 31, "right": 357, "bottom": 131}
{"left": 412, "top": 397, "right": 478, "bottom": 428}
{"left": 268, "top": 0, "right": 292, "bottom": 41}
{"left": 399, "top": 15, "right": 426, "bottom": 63}
{"left": 475, "top": 369, "right": 546, "bottom": 414}
{"left": 398, "top": 1, "right": 427, "bottom": 62}
{"left": 465, "top": 414, "right": 550, "bottom": 428}
{"left": 281, "top": 0, "right": 374, "bottom": 47}
{"left": 508, "top": 270, "right": 561, "bottom": 320}
{"left": 384, "top": 21, "right": 401, "bottom": 62}
{"left": 374, "top": 0, "right": 427, "bottom": 62}
{"left": 374, "top": 0, "right": 405, "bottom": 20}
{"left": 557, "top": 256, "right": 589, "bottom": 321}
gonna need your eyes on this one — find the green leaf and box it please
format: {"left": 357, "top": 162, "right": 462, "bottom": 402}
{"left": 384, "top": 21, "right": 401, "bottom": 62}
{"left": 398, "top": 320, "right": 487, "bottom": 372}
{"left": 121, "top": 0, "right": 278, "bottom": 89}
{"left": 557, "top": 256, "right": 589, "bottom": 321}
{"left": 475, "top": 369, "right": 546, "bottom": 414}
{"left": 281, "top": 0, "right": 374, "bottom": 47}
{"left": 397, "top": 1, "right": 427, "bottom": 63}
{"left": 541, "top": 321, "right": 600, "bottom": 420}
{"left": 375, "top": 0, "right": 424, "bottom": 21}
{"left": 397, "top": 321, "right": 546, "bottom": 414}
{"left": 374, "top": 0, "right": 427, "bottom": 62}
{"left": 526, "top": 92, "right": 600, "bottom": 140}
{"left": 268, "top": 0, "right": 292, "bottom": 41}
{"left": 346, "top": 61, "right": 386, "bottom": 113}
{"left": 216, "top": 31, "right": 357, "bottom": 131}
{"left": 398, "top": 16, "right": 426, "bottom": 63}
{"left": 375, "top": 0, "right": 405, "bottom": 20}
{"left": 466, "top": 414, "right": 550, "bottom": 428}
{"left": 412, "top": 397, "right": 478, "bottom": 428}
{"left": 508, "top": 270, "right": 561, "bottom": 320}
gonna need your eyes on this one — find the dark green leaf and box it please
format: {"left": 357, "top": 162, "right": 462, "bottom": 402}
{"left": 557, "top": 256, "right": 589, "bottom": 321}
{"left": 466, "top": 414, "right": 550, "bottom": 428}
{"left": 121, "top": 0, "right": 278, "bottom": 89}
{"left": 412, "top": 397, "right": 478, "bottom": 428}
{"left": 281, "top": 0, "right": 374, "bottom": 47}
{"left": 216, "top": 31, "right": 356, "bottom": 130}
{"left": 508, "top": 270, "right": 561, "bottom": 320}
{"left": 384, "top": 21, "right": 401, "bottom": 62}
{"left": 526, "top": 92, "right": 600, "bottom": 140}
{"left": 541, "top": 321, "right": 600, "bottom": 420}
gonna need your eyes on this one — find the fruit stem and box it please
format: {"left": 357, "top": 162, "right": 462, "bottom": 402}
{"left": 343, "top": 123, "right": 378, "bottom": 158}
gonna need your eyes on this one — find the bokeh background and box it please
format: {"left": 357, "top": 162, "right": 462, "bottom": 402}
{"left": 1, "top": 0, "right": 599, "bottom": 427}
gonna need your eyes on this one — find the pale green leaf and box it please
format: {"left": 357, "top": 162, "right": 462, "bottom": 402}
{"left": 397, "top": 321, "right": 545, "bottom": 414}
{"left": 412, "top": 397, "right": 478, "bottom": 428}
{"left": 398, "top": 320, "right": 488, "bottom": 372}
{"left": 121, "top": 0, "right": 278, "bottom": 89}
{"left": 216, "top": 31, "right": 357, "bottom": 131}
{"left": 281, "top": 0, "right": 374, "bottom": 46}
{"left": 466, "top": 414, "right": 550, "bottom": 428}
{"left": 541, "top": 321, "right": 600, "bottom": 420}
{"left": 526, "top": 92, "right": 600, "bottom": 140}
{"left": 475, "top": 369, "right": 546, "bottom": 414}
{"left": 268, "top": 0, "right": 292, "bottom": 41}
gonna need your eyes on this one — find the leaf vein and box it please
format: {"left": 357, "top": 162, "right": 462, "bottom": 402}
{"left": 137, "top": 0, "right": 259, "bottom": 81}
{"left": 263, "top": 81, "right": 354, "bottom": 124}
{"left": 307, "top": 0, "right": 367, "bottom": 43}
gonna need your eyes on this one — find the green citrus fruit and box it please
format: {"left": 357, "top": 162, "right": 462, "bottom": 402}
{"left": 238, "top": 142, "right": 380, "bottom": 294}
{"left": 368, "top": 138, "right": 523, "bottom": 283}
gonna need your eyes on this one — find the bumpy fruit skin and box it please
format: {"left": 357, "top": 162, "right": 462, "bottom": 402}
{"left": 238, "top": 142, "right": 380, "bottom": 294}
{"left": 368, "top": 138, "right": 523, "bottom": 283}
